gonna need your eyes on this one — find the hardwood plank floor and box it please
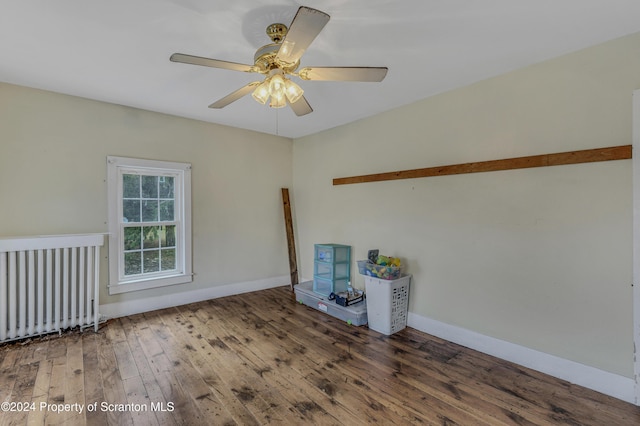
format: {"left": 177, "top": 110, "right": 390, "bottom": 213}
{"left": 1, "top": 285, "right": 639, "bottom": 425}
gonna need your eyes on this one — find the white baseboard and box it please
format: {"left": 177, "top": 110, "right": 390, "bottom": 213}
{"left": 407, "top": 312, "right": 636, "bottom": 404}
{"left": 99, "top": 275, "right": 289, "bottom": 319}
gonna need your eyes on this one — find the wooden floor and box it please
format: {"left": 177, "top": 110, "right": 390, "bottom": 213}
{"left": 1, "top": 286, "right": 639, "bottom": 425}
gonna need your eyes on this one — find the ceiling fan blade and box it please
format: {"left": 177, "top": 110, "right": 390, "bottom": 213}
{"left": 298, "top": 67, "right": 388, "bottom": 82}
{"left": 289, "top": 95, "right": 313, "bottom": 116}
{"left": 208, "top": 82, "right": 261, "bottom": 109}
{"left": 171, "top": 53, "right": 255, "bottom": 73}
{"left": 275, "top": 7, "right": 330, "bottom": 68}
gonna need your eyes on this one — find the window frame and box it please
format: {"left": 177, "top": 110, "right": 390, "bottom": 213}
{"left": 107, "top": 156, "right": 192, "bottom": 294}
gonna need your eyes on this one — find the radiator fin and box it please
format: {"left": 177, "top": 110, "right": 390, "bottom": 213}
{"left": 0, "top": 234, "right": 104, "bottom": 343}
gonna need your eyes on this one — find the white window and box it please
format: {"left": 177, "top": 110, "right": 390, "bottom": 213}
{"left": 107, "top": 156, "right": 192, "bottom": 294}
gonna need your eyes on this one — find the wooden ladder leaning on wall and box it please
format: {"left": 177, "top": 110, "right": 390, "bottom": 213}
{"left": 281, "top": 188, "right": 298, "bottom": 292}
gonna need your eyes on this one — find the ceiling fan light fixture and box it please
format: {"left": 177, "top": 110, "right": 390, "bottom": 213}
{"left": 268, "top": 74, "right": 286, "bottom": 96}
{"left": 284, "top": 79, "right": 304, "bottom": 104}
{"left": 252, "top": 71, "right": 303, "bottom": 108}
{"left": 251, "top": 80, "right": 270, "bottom": 104}
{"left": 269, "top": 90, "right": 287, "bottom": 108}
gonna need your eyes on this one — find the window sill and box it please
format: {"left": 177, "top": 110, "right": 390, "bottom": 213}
{"left": 108, "top": 273, "right": 193, "bottom": 295}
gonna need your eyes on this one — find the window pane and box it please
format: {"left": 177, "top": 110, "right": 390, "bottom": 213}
{"left": 123, "top": 200, "right": 140, "bottom": 223}
{"left": 141, "top": 175, "right": 158, "bottom": 198}
{"left": 124, "top": 227, "right": 142, "bottom": 250}
{"left": 124, "top": 252, "right": 141, "bottom": 276}
{"left": 142, "top": 200, "right": 158, "bottom": 222}
{"left": 159, "top": 176, "right": 174, "bottom": 198}
{"left": 143, "top": 250, "right": 160, "bottom": 273}
{"left": 123, "top": 174, "right": 140, "bottom": 198}
{"left": 159, "top": 200, "right": 174, "bottom": 221}
{"left": 165, "top": 225, "right": 176, "bottom": 247}
{"left": 161, "top": 248, "right": 176, "bottom": 271}
{"left": 143, "top": 226, "right": 160, "bottom": 249}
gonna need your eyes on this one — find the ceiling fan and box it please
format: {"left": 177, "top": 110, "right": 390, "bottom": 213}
{"left": 170, "top": 6, "right": 388, "bottom": 116}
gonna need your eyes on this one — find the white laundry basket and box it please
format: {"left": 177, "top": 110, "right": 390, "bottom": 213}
{"left": 364, "top": 275, "right": 411, "bottom": 335}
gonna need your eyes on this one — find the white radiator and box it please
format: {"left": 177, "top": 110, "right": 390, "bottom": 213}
{"left": 0, "top": 234, "right": 104, "bottom": 343}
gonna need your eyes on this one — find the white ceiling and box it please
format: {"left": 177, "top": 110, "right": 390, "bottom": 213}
{"left": 2, "top": 1, "right": 640, "bottom": 139}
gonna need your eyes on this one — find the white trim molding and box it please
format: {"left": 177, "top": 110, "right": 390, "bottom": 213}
{"left": 100, "top": 275, "right": 289, "bottom": 319}
{"left": 408, "top": 312, "right": 635, "bottom": 404}
{"left": 632, "top": 89, "right": 640, "bottom": 405}
{"left": 106, "top": 155, "right": 193, "bottom": 294}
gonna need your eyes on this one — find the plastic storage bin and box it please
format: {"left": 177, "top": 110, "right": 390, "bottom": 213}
{"left": 294, "top": 281, "right": 368, "bottom": 326}
{"left": 364, "top": 275, "right": 411, "bottom": 335}
{"left": 313, "top": 277, "right": 349, "bottom": 297}
{"left": 314, "top": 261, "right": 349, "bottom": 280}
{"left": 358, "top": 260, "right": 402, "bottom": 280}
{"left": 315, "top": 244, "right": 350, "bottom": 263}
{"left": 313, "top": 243, "right": 351, "bottom": 297}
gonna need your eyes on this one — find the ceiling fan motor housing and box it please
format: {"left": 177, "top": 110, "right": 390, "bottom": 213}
{"left": 253, "top": 24, "right": 300, "bottom": 74}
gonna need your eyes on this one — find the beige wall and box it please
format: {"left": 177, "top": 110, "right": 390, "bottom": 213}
{"left": 293, "top": 32, "right": 640, "bottom": 377}
{"left": 0, "top": 83, "right": 293, "bottom": 306}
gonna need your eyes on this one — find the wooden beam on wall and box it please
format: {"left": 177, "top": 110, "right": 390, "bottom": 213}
{"left": 333, "top": 145, "right": 632, "bottom": 186}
